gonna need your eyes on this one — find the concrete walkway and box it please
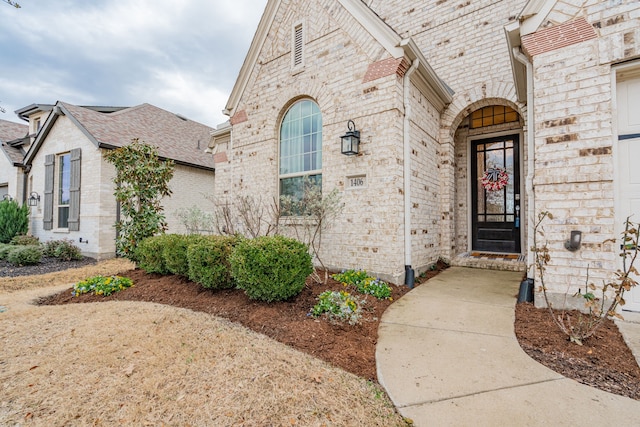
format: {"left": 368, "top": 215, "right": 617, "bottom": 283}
{"left": 376, "top": 267, "right": 640, "bottom": 426}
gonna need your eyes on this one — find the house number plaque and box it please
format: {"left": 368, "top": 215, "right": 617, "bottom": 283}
{"left": 347, "top": 174, "right": 367, "bottom": 189}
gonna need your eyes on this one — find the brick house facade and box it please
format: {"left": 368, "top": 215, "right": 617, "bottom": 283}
{"left": 212, "top": 0, "right": 640, "bottom": 310}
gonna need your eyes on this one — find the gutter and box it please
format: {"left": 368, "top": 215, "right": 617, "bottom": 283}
{"left": 403, "top": 58, "right": 420, "bottom": 287}
{"left": 512, "top": 47, "right": 536, "bottom": 280}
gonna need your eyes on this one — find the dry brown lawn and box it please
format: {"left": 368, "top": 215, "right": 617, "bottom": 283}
{"left": 0, "top": 260, "right": 407, "bottom": 426}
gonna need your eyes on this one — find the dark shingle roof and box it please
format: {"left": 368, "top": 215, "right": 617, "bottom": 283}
{"left": 61, "top": 102, "right": 215, "bottom": 170}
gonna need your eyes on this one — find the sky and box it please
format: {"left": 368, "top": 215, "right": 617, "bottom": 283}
{"left": 0, "top": 0, "right": 268, "bottom": 128}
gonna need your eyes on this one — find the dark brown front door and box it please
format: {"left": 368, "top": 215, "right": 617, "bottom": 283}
{"left": 471, "top": 134, "right": 521, "bottom": 253}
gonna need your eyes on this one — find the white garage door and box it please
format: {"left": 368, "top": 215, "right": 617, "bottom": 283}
{"left": 617, "top": 71, "right": 640, "bottom": 312}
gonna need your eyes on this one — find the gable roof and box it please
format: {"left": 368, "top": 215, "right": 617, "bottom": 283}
{"left": 224, "top": 0, "right": 452, "bottom": 116}
{"left": 24, "top": 102, "right": 215, "bottom": 171}
{"left": 0, "top": 119, "right": 29, "bottom": 166}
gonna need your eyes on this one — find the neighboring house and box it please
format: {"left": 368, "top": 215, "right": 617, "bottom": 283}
{"left": 210, "top": 0, "right": 640, "bottom": 310}
{"left": 19, "top": 101, "right": 215, "bottom": 259}
{"left": 0, "top": 119, "right": 29, "bottom": 201}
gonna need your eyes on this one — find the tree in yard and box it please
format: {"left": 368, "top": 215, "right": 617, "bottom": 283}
{"left": 2, "top": 1, "right": 21, "bottom": 8}
{"left": 104, "top": 138, "right": 174, "bottom": 261}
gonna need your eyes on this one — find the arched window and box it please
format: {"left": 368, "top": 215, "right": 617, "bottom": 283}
{"left": 279, "top": 99, "right": 322, "bottom": 203}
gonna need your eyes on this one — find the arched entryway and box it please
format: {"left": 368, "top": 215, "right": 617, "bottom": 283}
{"left": 452, "top": 102, "right": 524, "bottom": 255}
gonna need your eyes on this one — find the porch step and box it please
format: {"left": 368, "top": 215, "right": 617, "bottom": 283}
{"left": 450, "top": 252, "right": 527, "bottom": 273}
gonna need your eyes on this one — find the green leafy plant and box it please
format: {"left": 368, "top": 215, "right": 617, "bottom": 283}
{"left": 187, "top": 235, "right": 237, "bottom": 290}
{"left": 533, "top": 212, "right": 640, "bottom": 345}
{"left": 10, "top": 235, "right": 39, "bottom": 246}
{"left": 104, "top": 139, "right": 174, "bottom": 261}
{"left": 0, "top": 243, "right": 14, "bottom": 259}
{"left": 0, "top": 199, "right": 29, "bottom": 244}
{"left": 6, "top": 245, "right": 43, "bottom": 266}
{"left": 230, "top": 235, "right": 313, "bottom": 302}
{"left": 332, "top": 269, "right": 393, "bottom": 300}
{"left": 310, "top": 290, "right": 364, "bottom": 325}
{"left": 73, "top": 275, "right": 134, "bottom": 297}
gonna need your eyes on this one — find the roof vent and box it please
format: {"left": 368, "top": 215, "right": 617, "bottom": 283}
{"left": 175, "top": 113, "right": 188, "bottom": 121}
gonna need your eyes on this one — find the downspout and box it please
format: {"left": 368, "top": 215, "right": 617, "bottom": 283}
{"left": 403, "top": 59, "right": 420, "bottom": 287}
{"left": 512, "top": 47, "right": 535, "bottom": 280}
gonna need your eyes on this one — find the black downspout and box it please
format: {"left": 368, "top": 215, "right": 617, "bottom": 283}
{"left": 405, "top": 265, "right": 415, "bottom": 289}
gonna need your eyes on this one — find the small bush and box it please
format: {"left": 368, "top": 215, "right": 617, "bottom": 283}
{"left": 73, "top": 275, "right": 134, "bottom": 297}
{"left": 230, "top": 235, "right": 313, "bottom": 302}
{"left": 0, "top": 243, "right": 13, "bottom": 260}
{"left": 187, "top": 235, "right": 237, "bottom": 290}
{"left": 44, "top": 239, "right": 83, "bottom": 261}
{"left": 53, "top": 239, "right": 83, "bottom": 261}
{"left": 10, "top": 235, "right": 40, "bottom": 246}
{"left": 163, "top": 234, "right": 205, "bottom": 277}
{"left": 6, "top": 245, "right": 43, "bottom": 266}
{"left": 0, "top": 199, "right": 29, "bottom": 244}
{"left": 137, "top": 234, "right": 174, "bottom": 274}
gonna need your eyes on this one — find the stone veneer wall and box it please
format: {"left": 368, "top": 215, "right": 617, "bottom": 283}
{"left": 525, "top": 1, "right": 640, "bottom": 298}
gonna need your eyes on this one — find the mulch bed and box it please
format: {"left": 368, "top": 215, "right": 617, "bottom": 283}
{"left": 0, "top": 256, "right": 96, "bottom": 277}
{"left": 515, "top": 302, "right": 640, "bottom": 400}
{"left": 29, "top": 259, "right": 640, "bottom": 399}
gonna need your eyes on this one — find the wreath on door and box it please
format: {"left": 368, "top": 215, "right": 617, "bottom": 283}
{"left": 481, "top": 167, "right": 509, "bottom": 192}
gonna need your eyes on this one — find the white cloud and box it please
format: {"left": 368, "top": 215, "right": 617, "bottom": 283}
{"left": 0, "top": 0, "right": 267, "bottom": 126}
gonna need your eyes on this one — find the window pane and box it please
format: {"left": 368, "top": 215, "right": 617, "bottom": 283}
{"left": 59, "top": 154, "right": 70, "bottom": 205}
{"left": 279, "top": 99, "right": 323, "bottom": 210}
{"left": 58, "top": 206, "right": 69, "bottom": 228}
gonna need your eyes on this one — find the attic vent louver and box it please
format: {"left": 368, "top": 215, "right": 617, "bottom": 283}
{"left": 293, "top": 23, "right": 303, "bottom": 67}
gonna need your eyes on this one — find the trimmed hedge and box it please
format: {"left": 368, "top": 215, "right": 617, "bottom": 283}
{"left": 163, "top": 234, "right": 205, "bottom": 277}
{"left": 187, "top": 235, "right": 237, "bottom": 290}
{"left": 230, "top": 235, "right": 312, "bottom": 302}
{"left": 137, "top": 234, "right": 174, "bottom": 274}
{"left": 6, "top": 245, "right": 43, "bottom": 266}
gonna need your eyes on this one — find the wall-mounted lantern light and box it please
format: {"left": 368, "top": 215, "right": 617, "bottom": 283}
{"left": 28, "top": 192, "right": 40, "bottom": 207}
{"left": 340, "top": 119, "right": 360, "bottom": 156}
{"left": 564, "top": 230, "right": 582, "bottom": 251}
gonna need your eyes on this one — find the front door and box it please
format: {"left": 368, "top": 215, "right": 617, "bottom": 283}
{"left": 617, "top": 73, "right": 640, "bottom": 312}
{"left": 471, "top": 134, "right": 521, "bottom": 253}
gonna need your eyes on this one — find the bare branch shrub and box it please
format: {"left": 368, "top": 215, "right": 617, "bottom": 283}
{"left": 532, "top": 212, "right": 639, "bottom": 345}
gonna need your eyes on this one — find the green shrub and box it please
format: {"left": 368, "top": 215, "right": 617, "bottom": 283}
{"left": 230, "top": 235, "right": 313, "bottom": 302}
{"left": 55, "top": 239, "right": 83, "bottom": 261}
{"left": 0, "top": 199, "right": 29, "bottom": 244}
{"left": 0, "top": 243, "right": 13, "bottom": 260}
{"left": 136, "top": 234, "right": 173, "bottom": 274}
{"left": 10, "top": 235, "right": 40, "bottom": 246}
{"left": 163, "top": 234, "right": 205, "bottom": 277}
{"left": 6, "top": 245, "right": 43, "bottom": 266}
{"left": 187, "top": 235, "right": 237, "bottom": 290}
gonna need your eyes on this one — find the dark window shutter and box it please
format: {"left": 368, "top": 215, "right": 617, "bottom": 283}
{"left": 68, "top": 148, "right": 81, "bottom": 231}
{"left": 43, "top": 154, "right": 55, "bottom": 230}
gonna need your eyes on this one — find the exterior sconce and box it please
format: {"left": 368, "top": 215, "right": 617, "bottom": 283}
{"left": 28, "top": 192, "right": 40, "bottom": 207}
{"left": 564, "top": 230, "right": 582, "bottom": 251}
{"left": 340, "top": 120, "right": 360, "bottom": 156}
